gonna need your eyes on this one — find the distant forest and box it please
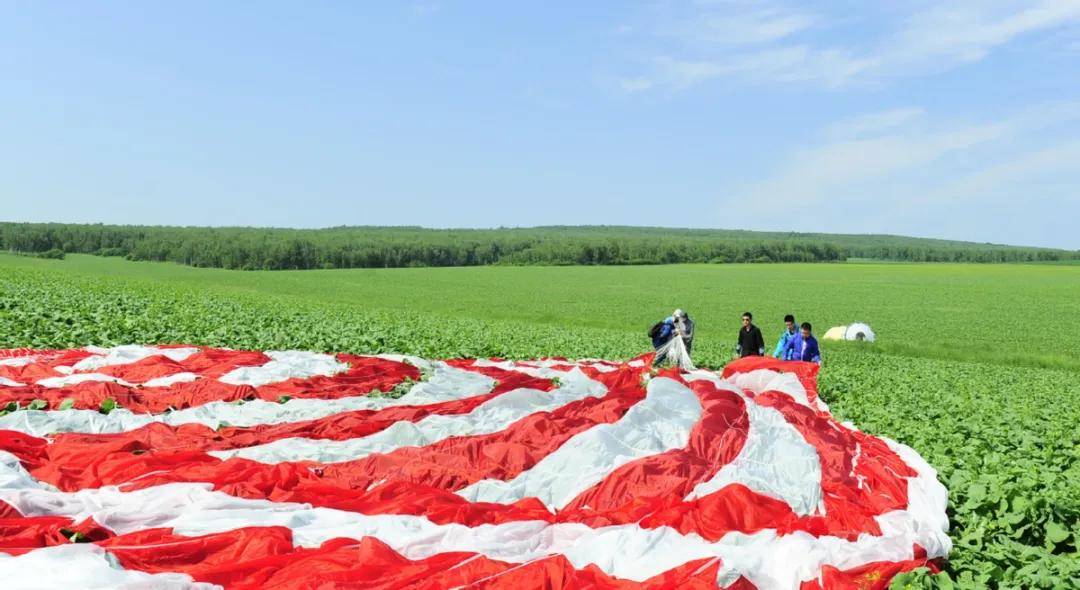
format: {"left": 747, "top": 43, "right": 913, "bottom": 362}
{"left": 2, "top": 223, "right": 1076, "bottom": 270}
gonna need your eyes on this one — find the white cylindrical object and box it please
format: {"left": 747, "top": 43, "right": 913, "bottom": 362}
{"left": 844, "top": 322, "right": 875, "bottom": 342}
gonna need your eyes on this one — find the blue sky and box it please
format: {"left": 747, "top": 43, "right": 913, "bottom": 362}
{"left": 2, "top": 1, "right": 1078, "bottom": 248}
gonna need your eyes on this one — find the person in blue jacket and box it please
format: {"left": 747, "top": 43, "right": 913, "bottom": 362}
{"left": 772, "top": 314, "right": 801, "bottom": 360}
{"left": 650, "top": 309, "right": 694, "bottom": 367}
{"left": 651, "top": 317, "right": 675, "bottom": 348}
{"left": 784, "top": 322, "right": 821, "bottom": 363}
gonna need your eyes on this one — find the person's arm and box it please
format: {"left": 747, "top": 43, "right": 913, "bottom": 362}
{"left": 772, "top": 333, "right": 786, "bottom": 357}
{"left": 782, "top": 336, "right": 795, "bottom": 359}
{"left": 735, "top": 330, "right": 743, "bottom": 356}
{"left": 811, "top": 340, "right": 821, "bottom": 363}
{"left": 756, "top": 329, "right": 766, "bottom": 356}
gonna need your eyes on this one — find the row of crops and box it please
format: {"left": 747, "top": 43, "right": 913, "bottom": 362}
{"left": 1, "top": 264, "right": 1077, "bottom": 588}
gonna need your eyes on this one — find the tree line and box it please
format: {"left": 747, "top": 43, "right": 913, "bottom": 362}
{"left": 1, "top": 223, "right": 1075, "bottom": 270}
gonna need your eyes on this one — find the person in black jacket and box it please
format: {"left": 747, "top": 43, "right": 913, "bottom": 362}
{"left": 736, "top": 311, "right": 766, "bottom": 357}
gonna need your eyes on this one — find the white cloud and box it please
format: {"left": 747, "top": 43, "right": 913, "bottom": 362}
{"left": 649, "top": 56, "right": 729, "bottom": 89}
{"left": 917, "top": 138, "right": 1080, "bottom": 205}
{"left": 720, "top": 102, "right": 1080, "bottom": 244}
{"left": 738, "top": 119, "right": 1011, "bottom": 207}
{"left": 737, "top": 46, "right": 876, "bottom": 87}
{"left": 620, "top": 1, "right": 1080, "bottom": 91}
{"left": 617, "top": 76, "right": 656, "bottom": 93}
{"left": 629, "top": 46, "right": 875, "bottom": 92}
{"left": 891, "top": 1, "right": 1080, "bottom": 66}
{"left": 659, "top": 6, "right": 817, "bottom": 46}
{"left": 824, "top": 108, "right": 926, "bottom": 140}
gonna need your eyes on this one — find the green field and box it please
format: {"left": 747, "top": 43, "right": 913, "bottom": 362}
{"left": 1, "top": 253, "right": 1078, "bottom": 588}
{"left": 5, "top": 253, "right": 1080, "bottom": 369}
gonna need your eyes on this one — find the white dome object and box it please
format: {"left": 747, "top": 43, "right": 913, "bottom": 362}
{"left": 844, "top": 322, "right": 875, "bottom": 342}
{"left": 822, "top": 326, "right": 848, "bottom": 341}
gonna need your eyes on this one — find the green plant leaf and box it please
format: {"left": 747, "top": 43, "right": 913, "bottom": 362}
{"left": 1045, "top": 521, "right": 1069, "bottom": 544}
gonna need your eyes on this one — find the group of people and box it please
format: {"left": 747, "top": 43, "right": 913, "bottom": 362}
{"left": 650, "top": 310, "right": 820, "bottom": 368}
{"left": 736, "top": 311, "right": 820, "bottom": 363}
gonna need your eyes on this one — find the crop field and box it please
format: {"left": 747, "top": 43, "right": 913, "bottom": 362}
{"left": 1, "top": 253, "right": 1078, "bottom": 588}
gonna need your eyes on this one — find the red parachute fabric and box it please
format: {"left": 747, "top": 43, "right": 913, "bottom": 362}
{"left": 0, "top": 347, "right": 949, "bottom": 589}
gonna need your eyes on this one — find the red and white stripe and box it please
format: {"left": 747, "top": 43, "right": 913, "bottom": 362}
{"left": 0, "top": 346, "right": 950, "bottom": 589}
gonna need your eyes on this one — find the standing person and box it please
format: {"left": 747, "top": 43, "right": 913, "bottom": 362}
{"left": 772, "top": 314, "right": 801, "bottom": 360}
{"left": 784, "top": 322, "right": 821, "bottom": 363}
{"left": 650, "top": 309, "right": 694, "bottom": 368}
{"left": 736, "top": 312, "right": 766, "bottom": 358}
{"left": 673, "top": 309, "right": 694, "bottom": 354}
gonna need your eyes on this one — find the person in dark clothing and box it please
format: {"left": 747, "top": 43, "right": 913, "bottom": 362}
{"left": 736, "top": 312, "right": 766, "bottom": 358}
{"left": 673, "top": 309, "right": 694, "bottom": 354}
{"left": 650, "top": 309, "right": 694, "bottom": 368}
{"left": 650, "top": 318, "right": 673, "bottom": 349}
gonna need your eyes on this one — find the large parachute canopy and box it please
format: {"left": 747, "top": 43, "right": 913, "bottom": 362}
{"left": 0, "top": 345, "right": 945, "bottom": 589}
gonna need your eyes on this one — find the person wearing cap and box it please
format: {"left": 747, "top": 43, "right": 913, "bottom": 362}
{"left": 672, "top": 309, "right": 694, "bottom": 354}
{"left": 650, "top": 309, "right": 694, "bottom": 367}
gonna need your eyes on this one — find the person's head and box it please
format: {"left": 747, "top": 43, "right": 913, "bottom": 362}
{"left": 800, "top": 322, "right": 813, "bottom": 339}
{"left": 784, "top": 314, "right": 795, "bottom": 332}
{"left": 742, "top": 312, "right": 752, "bottom": 326}
{"left": 673, "top": 309, "right": 686, "bottom": 320}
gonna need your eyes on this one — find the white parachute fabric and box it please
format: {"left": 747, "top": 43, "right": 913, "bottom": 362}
{"left": 0, "top": 545, "right": 215, "bottom": 590}
{"left": 218, "top": 350, "right": 349, "bottom": 386}
{"left": 654, "top": 333, "right": 695, "bottom": 370}
{"left": 457, "top": 376, "right": 702, "bottom": 510}
{"left": 0, "top": 362, "right": 496, "bottom": 436}
{"left": 0, "top": 346, "right": 951, "bottom": 589}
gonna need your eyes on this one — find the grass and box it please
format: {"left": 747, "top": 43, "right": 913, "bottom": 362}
{"left": 1, "top": 252, "right": 1078, "bottom": 587}
{"left": 4, "top": 253, "right": 1079, "bottom": 371}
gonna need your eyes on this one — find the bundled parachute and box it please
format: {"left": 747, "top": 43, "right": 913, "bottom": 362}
{"left": 823, "top": 322, "right": 876, "bottom": 342}
{"left": 0, "top": 345, "right": 949, "bottom": 589}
